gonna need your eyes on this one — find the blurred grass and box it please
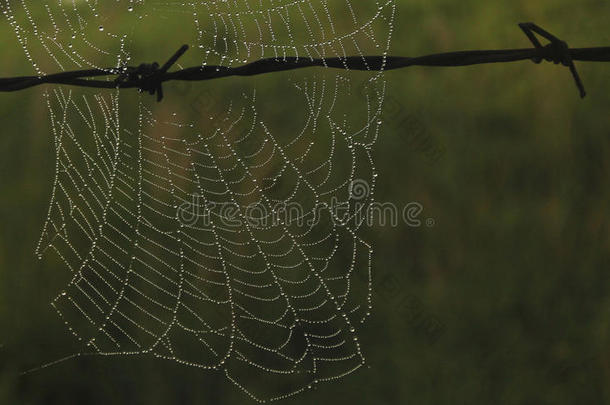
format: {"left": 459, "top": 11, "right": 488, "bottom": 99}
{"left": 1, "top": 1, "right": 610, "bottom": 404}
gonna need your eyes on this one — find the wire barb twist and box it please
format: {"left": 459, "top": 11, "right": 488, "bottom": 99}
{"left": 519, "top": 23, "right": 586, "bottom": 98}
{"left": 114, "top": 44, "right": 189, "bottom": 101}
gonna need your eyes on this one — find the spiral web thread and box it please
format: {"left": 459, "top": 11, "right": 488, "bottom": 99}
{"left": 3, "top": 0, "right": 395, "bottom": 401}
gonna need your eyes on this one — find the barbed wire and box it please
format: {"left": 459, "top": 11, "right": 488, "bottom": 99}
{"left": 1, "top": 23, "right": 609, "bottom": 101}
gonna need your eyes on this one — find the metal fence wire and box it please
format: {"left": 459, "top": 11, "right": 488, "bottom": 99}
{"left": 2, "top": 23, "right": 609, "bottom": 101}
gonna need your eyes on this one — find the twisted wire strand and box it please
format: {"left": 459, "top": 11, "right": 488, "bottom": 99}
{"left": 1, "top": 23, "right": 609, "bottom": 100}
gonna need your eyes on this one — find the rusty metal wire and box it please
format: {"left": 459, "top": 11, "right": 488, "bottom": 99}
{"left": 2, "top": 23, "right": 609, "bottom": 101}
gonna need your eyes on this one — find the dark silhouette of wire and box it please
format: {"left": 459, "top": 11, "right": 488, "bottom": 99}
{"left": 1, "top": 23, "right": 609, "bottom": 101}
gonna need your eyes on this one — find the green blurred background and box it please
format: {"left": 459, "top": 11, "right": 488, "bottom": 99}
{"left": 1, "top": 0, "right": 610, "bottom": 404}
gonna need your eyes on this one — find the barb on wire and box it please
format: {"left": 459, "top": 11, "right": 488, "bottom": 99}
{"left": 1, "top": 22, "right": 609, "bottom": 101}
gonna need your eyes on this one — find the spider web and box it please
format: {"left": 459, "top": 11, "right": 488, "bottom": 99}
{"left": 3, "top": 0, "right": 395, "bottom": 401}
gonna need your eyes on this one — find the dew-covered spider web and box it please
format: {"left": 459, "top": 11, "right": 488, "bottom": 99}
{"left": 3, "top": 0, "right": 395, "bottom": 401}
